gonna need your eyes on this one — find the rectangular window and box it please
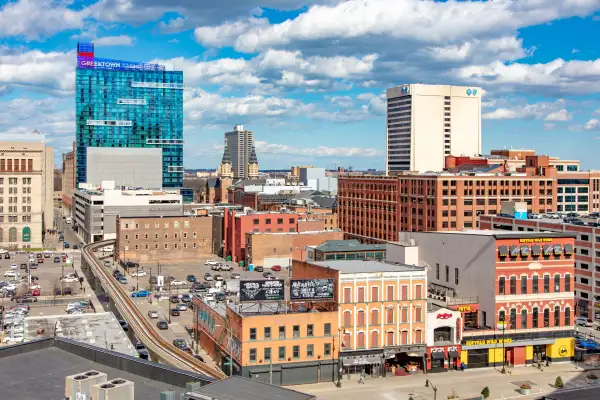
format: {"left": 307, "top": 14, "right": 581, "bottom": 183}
{"left": 293, "top": 325, "right": 300, "bottom": 338}
{"left": 293, "top": 345, "right": 300, "bottom": 359}
{"left": 401, "top": 285, "right": 408, "bottom": 300}
{"left": 278, "top": 346, "right": 286, "bottom": 360}
{"left": 343, "top": 287, "right": 351, "bottom": 303}
{"left": 277, "top": 218, "right": 283, "bottom": 224}
{"left": 264, "top": 327, "right": 271, "bottom": 339}
{"left": 250, "top": 328, "right": 256, "bottom": 340}
{"left": 324, "top": 323, "right": 331, "bottom": 336}
{"left": 371, "top": 286, "right": 379, "bottom": 301}
{"left": 324, "top": 343, "right": 332, "bottom": 357}
{"left": 498, "top": 277, "right": 505, "bottom": 295}
{"left": 307, "top": 344, "right": 314, "bottom": 358}
{"left": 565, "top": 308, "right": 571, "bottom": 326}
{"left": 554, "top": 306, "right": 560, "bottom": 326}
{"left": 532, "top": 276, "right": 539, "bottom": 294}
{"left": 307, "top": 324, "right": 314, "bottom": 337}
{"left": 544, "top": 275, "right": 550, "bottom": 293}
{"left": 401, "top": 307, "right": 408, "bottom": 323}
{"left": 386, "top": 309, "right": 394, "bottom": 324}
{"left": 544, "top": 308, "right": 550, "bottom": 327}
{"left": 565, "top": 275, "right": 571, "bottom": 291}
{"left": 455, "top": 268, "right": 459, "bottom": 285}
{"left": 521, "top": 276, "right": 527, "bottom": 294}
{"left": 436, "top": 263, "right": 440, "bottom": 280}
{"left": 510, "top": 276, "right": 516, "bottom": 295}
{"left": 265, "top": 218, "right": 271, "bottom": 225}
{"left": 358, "top": 287, "right": 365, "bottom": 302}
{"left": 386, "top": 285, "right": 394, "bottom": 301}
{"left": 279, "top": 326, "right": 285, "bottom": 339}
{"left": 415, "top": 307, "right": 422, "bottom": 322}
{"left": 415, "top": 284, "right": 422, "bottom": 299}
{"left": 445, "top": 265, "right": 449, "bottom": 282}
{"left": 264, "top": 348, "right": 271, "bottom": 361}
{"left": 532, "top": 308, "right": 539, "bottom": 328}
{"left": 253, "top": 219, "right": 259, "bottom": 225}
{"left": 250, "top": 348, "right": 257, "bottom": 362}
{"left": 554, "top": 274, "right": 561, "bottom": 292}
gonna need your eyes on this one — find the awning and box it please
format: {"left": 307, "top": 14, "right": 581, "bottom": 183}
{"left": 448, "top": 350, "right": 459, "bottom": 358}
{"left": 431, "top": 351, "right": 445, "bottom": 360}
{"left": 341, "top": 354, "right": 382, "bottom": 366}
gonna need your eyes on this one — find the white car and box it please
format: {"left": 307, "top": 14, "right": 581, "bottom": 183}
{"left": 575, "top": 317, "right": 593, "bottom": 327}
{"left": 131, "top": 271, "right": 147, "bottom": 277}
{"left": 205, "top": 260, "right": 218, "bottom": 266}
{"left": 29, "top": 284, "right": 41, "bottom": 290}
{"left": 170, "top": 280, "right": 187, "bottom": 287}
{"left": 148, "top": 310, "right": 159, "bottom": 319}
{"left": 61, "top": 277, "right": 78, "bottom": 283}
{"left": 10, "top": 264, "right": 17, "bottom": 270}
{"left": 4, "top": 271, "right": 16, "bottom": 278}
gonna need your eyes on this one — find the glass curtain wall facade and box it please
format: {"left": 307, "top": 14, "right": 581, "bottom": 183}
{"left": 75, "top": 46, "right": 184, "bottom": 188}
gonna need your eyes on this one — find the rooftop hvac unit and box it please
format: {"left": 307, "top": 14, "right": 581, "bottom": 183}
{"left": 65, "top": 370, "right": 108, "bottom": 399}
{"left": 91, "top": 378, "right": 134, "bottom": 400}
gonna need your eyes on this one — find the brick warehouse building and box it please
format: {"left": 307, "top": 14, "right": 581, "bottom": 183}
{"left": 338, "top": 166, "right": 556, "bottom": 241}
{"left": 115, "top": 215, "right": 218, "bottom": 264}
{"left": 480, "top": 215, "right": 600, "bottom": 321}
{"left": 389, "top": 231, "right": 576, "bottom": 368}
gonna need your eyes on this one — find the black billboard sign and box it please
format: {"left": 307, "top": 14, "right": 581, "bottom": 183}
{"left": 290, "top": 279, "right": 335, "bottom": 301}
{"left": 239, "top": 279, "right": 285, "bottom": 302}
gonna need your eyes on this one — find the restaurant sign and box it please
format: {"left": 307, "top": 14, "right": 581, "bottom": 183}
{"left": 519, "top": 238, "right": 553, "bottom": 243}
{"left": 465, "top": 338, "right": 513, "bottom": 346}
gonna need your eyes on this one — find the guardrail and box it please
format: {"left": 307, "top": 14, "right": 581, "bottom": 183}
{"left": 82, "top": 240, "right": 226, "bottom": 380}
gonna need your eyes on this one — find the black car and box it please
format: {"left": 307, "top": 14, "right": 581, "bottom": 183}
{"left": 170, "top": 309, "right": 180, "bottom": 316}
{"left": 173, "top": 339, "right": 187, "bottom": 349}
{"left": 254, "top": 266, "right": 264, "bottom": 272}
{"left": 170, "top": 295, "right": 180, "bottom": 303}
{"left": 186, "top": 275, "right": 196, "bottom": 282}
{"left": 55, "top": 287, "right": 73, "bottom": 295}
{"left": 262, "top": 271, "right": 273, "bottom": 278}
{"left": 3, "top": 253, "right": 10, "bottom": 259}
{"left": 30, "top": 276, "right": 39, "bottom": 281}
{"left": 157, "top": 320, "right": 169, "bottom": 330}
{"left": 20, "top": 264, "right": 28, "bottom": 270}
{"left": 112, "top": 270, "right": 121, "bottom": 277}
{"left": 118, "top": 320, "right": 128, "bottom": 331}
{"left": 72, "top": 244, "right": 79, "bottom": 250}
{"left": 215, "top": 292, "right": 226, "bottom": 302}
{"left": 193, "top": 354, "right": 204, "bottom": 362}
{"left": 54, "top": 257, "right": 60, "bottom": 263}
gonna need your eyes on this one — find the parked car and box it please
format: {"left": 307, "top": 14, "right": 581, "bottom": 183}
{"left": 4, "top": 271, "right": 16, "bottom": 278}
{"left": 149, "top": 276, "right": 158, "bottom": 284}
{"left": 157, "top": 320, "right": 169, "bottom": 330}
{"left": 148, "top": 310, "right": 159, "bottom": 319}
{"left": 575, "top": 317, "right": 593, "bottom": 327}
{"left": 112, "top": 270, "right": 121, "bottom": 277}
{"left": 118, "top": 276, "right": 128, "bottom": 284}
{"left": 173, "top": 339, "right": 187, "bottom": 349}
{"left": 181, "top": 294, "right": 192, "bottom": 303}
{"left": 186, "top": 275, "right": 197, "bottom": 282}
{"left": 13, "top": 295, "right": 37, "bottom": 304}
{"left": 118, "top": 320, "right": 128, "bottom": 331}
{"left": 61, "top": 277, "right": 78, "bottom": 283}
{"left": 54, "top": 257, "right": 60, "bottom": 263}
{"left": 131, "top": 271, "right": 147, "bottom": 277}
{"left": 263, "top": 272, "right": 273, "bottom": 279}
{"left": 204, "top": 260, "right": 218, "bottom": 266}
{"left": 271, "top": 265, "right": 282, "bottom": 271}
{"left": 170, "top": 295, "right": 180, "bottom": 303}
{"left": 30, "top": 262, "right": 38, "bottom": 269}
{"left": 170, "top": 309, "right": 180, "bottom": 317}
{"left": 170, "top": 280, "right": 187, "bottom": 286}
{"left": 36, "top": 253, "right": 42, "bottom": 259}
{"left": 214, "top": 274, "right": 224, "bottom": 281}
{"left": 19, "top": 263, "right": 27, "bottom": 270}
{"left": 3, "top": 253, "right": 10, "bottom": 259}
{"left": 132, "top": 290, "right": 152, "bottom": 297}
{"left": 193, "top": 354, "right": 204, "bottom": 362}
{"left": 204, "top": 273, "right": 213, "bottom": 281}
{"left": 215, "top": 292, "right": 227, "bottom": 302}
{"left": 212, "top": 263, "right": 232, "bottom": 271}
{"left": 63, "top": 242, "right": 69, "bottom": 248}
{"left": 55, "top": 287, "right": 73, "bottom": 295}
{"left": 230, "top": 272, "right": 241, "bottom": 279}
{"left": 254, "top": 266, "right": 264, "bottom": 272}
{"left": 176, "top": 303, "right": 187, "bottom": 311}
{"left": 10, "top": 263, "right": 17, "bottom": 270}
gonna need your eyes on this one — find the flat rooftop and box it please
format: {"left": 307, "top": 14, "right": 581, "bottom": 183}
{"left": 186, "top": 376, "right": 315, "bottom": 400}
{"left": 25, "top": 312, "right": 137, "bottom": 357}
{"left": 0, "top": 339, "right": 213, "bottom": 399}
{"left": 313, "top": 239, "right": 386, "bottom": 252}
{"left": 437, "top": 230, "right": 576, "bottom": 239}
{"left": 311, "top": 259, "right": 423, "bottom": 274}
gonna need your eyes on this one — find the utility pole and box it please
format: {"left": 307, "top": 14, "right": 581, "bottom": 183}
{"left": 61, "top": 264, "right": 64, "bottom": 296}
{"left": 269, "top": 356, "right": 273, "bottom": 384}
{"left": 136, "top": 262, "right": 139, "bottom": 292}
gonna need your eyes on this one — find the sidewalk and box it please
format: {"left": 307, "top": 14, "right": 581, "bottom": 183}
{"left": 296, "top": 363, "right": 595, "bottom": 400}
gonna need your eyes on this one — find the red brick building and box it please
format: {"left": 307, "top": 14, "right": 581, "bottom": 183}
{"left": 223, "top": 209, "right": 299, "bottom": 263}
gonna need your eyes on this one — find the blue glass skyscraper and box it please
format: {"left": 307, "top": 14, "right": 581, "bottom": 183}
{"left": 75, "top": 42, "right": 184, "bottom": 188}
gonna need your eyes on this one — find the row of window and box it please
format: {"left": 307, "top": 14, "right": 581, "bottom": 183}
{"left": 124, "top": 231, "right": 200, "bottom": 240}
{"left": 343, "top": 329, "right": 423, "bottom": 350}
{"left": 436, "top": 264, "right": 459, "bottom": 285}
{"left": 252, "top": 227, "right": 296, "bottom": 233}
{"left": 342, "top": 284, "right": 424, "bottom": 303}
{"left": 123, "top": 220, "right": 191, "bottom": 229}
{"left": 253, "top": 218, "right": 295, "bottom": 225}
{"left": 498, "top": 244, "right": 573, "bottom": 258}
{"left": 0, "top": 186, "right": 32, "bottom": 194}
{"left": 124, "top": 242, "right": 201, "bottom": 251}
{"left": 0, "top": 160, "right": 34, "bottom": 173}
{"left": 499, "top": 306, "right": 572, "bottom": 329}
{"left": 498, "top": 274, "right": 571, "bottom": 295}
{"left": 249, "top": 343, "right": 331, "bottom": 363}
{"left": 250, "top": 324, "right": 332, "bottom": 341}
{"left": 343, "top": 307, "right": 423, "bottom": 326}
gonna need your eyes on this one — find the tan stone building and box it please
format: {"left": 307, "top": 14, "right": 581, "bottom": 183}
{"left": 115, "top": 215, "right": 217, "bottom": 264}
{"left": 245, "top": 229, "right": 344, "bottom": 268}
{"left": 0, "top": 136, "right": 54, "bottom": 249}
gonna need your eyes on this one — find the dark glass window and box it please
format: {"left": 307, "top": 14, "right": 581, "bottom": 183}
{"left": 554, "top": 306, "right": 560, "bottom": 326}
{"left": 521, "top": 309, "right": 528, "bottom": 329}
{"left": 532, "top": 308, "right": 539, "bottom": 328}
{"left": 554, "top": 274, "right": 561, "bottom": 292}
{"left": 532, "top": 276, "right": 539, "bottom": 294}
{"left": 565, "top": 275, "right": 571, "bottom": 291}
{"left": 521, "top": 276, "right": 528, "bottom": 294}
{"left": 565, "top": 308, "right": 571, "bottom": 326}
{"left": 250, "top": 328, "right": 256, "bottom": 340}
{"left": 544, "top": 275, "right": 550, "bottom": 293}
{"left": 510, "top": 276, "right": 516, "bottom": 295}
{"left": 510, "top": 309, "right": 516, "bottom": 329}
{"left": 544, "top": 308, "right": 550, "bottom": 327}
{"left": 498, "top": 277, "right": 505, "bottom": 295}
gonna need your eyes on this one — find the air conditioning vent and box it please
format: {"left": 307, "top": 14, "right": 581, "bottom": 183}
{"left": 101, "top": 384, "right": 116, "bottom": 389}
{"left": 92, "top": 378, "right": 134, "bottom": 400}
{"left": 65, "top": 370, "right": 107, "bottom": 399}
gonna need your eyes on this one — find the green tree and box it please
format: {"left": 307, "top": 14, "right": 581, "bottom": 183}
{"left": 481, "top": 386, "right": 490, "bottom": 399}
{"left": 555, "top": 376, "right": 564, "bottom": 388}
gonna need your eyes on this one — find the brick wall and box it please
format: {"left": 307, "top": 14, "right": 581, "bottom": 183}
{"left": 116, "top": 215, "right": 214, "bottom": 264}
{"left": 246, "top": 230, "right": 344, "bottom": 267}
{"left": 298, "top": 219, "right": 325, "bottom": 232}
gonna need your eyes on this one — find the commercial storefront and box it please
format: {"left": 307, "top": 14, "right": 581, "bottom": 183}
{"left": 427, "top": 345, "right": 461, "bottom": 372}
{"left": 340, "top": 344, "right": 426, "bottom": 378}
{"left": 461, "top": 333, "right": 574, "bottom": 369}
{"left": 425, "top": 307, "right": 463, "bottom": 372}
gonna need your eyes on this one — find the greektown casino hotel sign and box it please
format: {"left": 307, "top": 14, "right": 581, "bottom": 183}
{"left": 77, "top": 56, "right": 165, "bottom": 72}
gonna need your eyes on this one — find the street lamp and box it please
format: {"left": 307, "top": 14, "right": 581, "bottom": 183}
{"left": 336, "top": 327, "right": 348, "bottom": 388}
{"left": 425, "top": 379, "right": 438, "bottom": 400}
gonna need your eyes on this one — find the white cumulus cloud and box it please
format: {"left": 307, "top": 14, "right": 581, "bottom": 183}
{"left": 94, "top": 35, "right": 134, "bottom": 46}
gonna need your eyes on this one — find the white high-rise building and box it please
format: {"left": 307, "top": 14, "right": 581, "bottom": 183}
{"left": 386, "top": 84, "right": 482, "bottom": 174}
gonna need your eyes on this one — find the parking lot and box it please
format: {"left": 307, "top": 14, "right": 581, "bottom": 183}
{"left": 0, "top": 250, "right": 85, "bottom": 301}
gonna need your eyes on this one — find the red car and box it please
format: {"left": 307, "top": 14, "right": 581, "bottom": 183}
{"left": 31, "top": 289, "right": 41, "bottom": 296}
{"left": 37, "top": 258, "right": 44, "bottom": 263}
{"left": 271, "top": 265, "right": 282, "bottom": 271}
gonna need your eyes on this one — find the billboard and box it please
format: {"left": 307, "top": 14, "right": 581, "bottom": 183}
{"left": 290, "top": 279, "right": 335, "bottom": 301}
{"left": 239, "top": 280, "right": 285, "bottom": 302}
{"left": 77, "top": 56, "right": 165, "bottom": 72}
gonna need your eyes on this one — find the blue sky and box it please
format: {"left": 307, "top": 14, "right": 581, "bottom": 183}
{"left": 1, "top": 0, "right": 600, "bottom": 170}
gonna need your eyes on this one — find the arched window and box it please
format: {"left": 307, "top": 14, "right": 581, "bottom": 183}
{"left": 8, "top": 227, "right": 17, "bottom": 242}
{"left": 554, "top": 274, "right": 561, "bottom": 292}
{"left": 357, "top": 332, "right": 365, "bottom": 349}
{"left": 498, "top": 276, "right": 506, "bottom": 294}
{"left": 565, "top": 307, "right": 571, "bottom": 326}
{"left": 521, "top": 309, "right": 528, "bottom": 329}
{"left": 343, "top": 311, "right": 352, "bottom": 328}
{"left": 357, "top": 310, "right": 365, "bottom": 326}
{"left": 401, "top": 330, "right": 408, "bottom": 345}
{"left": 554, "top": 305, "right": 560, "bottom": 326}
{"left": 371, "top": 309, "right": 379, "bottom": 324}
{"left": 415, "top": 330, "right": 423, "bottom": 344}
{"left": 386, "top": 331, "right": 394, "bottom": 346}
